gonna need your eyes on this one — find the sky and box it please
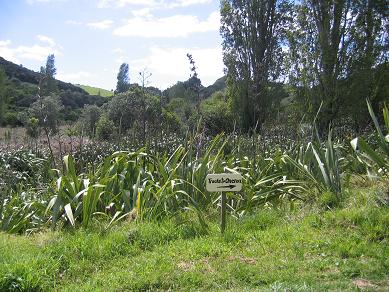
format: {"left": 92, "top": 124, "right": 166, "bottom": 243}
{"left": 0, "top": 0, "right": 224, "bottom": 90}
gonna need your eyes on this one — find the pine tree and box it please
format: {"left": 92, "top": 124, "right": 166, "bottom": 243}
{"left": 115, "top": 63, "right": 130, "bottom": 94}
{"left": 40, "top": 54, "right": 57, "bottom": 95}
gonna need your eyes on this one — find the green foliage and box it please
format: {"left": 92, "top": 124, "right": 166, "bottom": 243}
{"left": 25, "top": 117, "right": 39, "bottom": 139}
{"left": 96, "top": 115, "right": 116, "bottom": 141}
{"left": 30, "top": 95, "right": 64, "bottom": 134}
{"left": 163, "top": 81, "right": 198, "bottom": 104}
{"left": 0, "top": 150, "right": 50, "bottom": 233}
{"left": 165, "top": 97, "right": 194, "bottom": 127}
{"left": 0, "top": 67, "right": 7, "bottom": 125}
{"left": 79, "top": 104, "right": 101, "bottom": 138}
{"left": 220, "top": 0, "right": 287, "bottom": 131}
{"left": 200, "top": 91, "right": 234, "bottom": 135}
{"left": 351, "top": 100, "right": 389, "bottom": 176}
{"left": 1, "top": 185, "right": 388, "bottom": 290}
{"left": 107, "top": 86, "right": 161, "bottom": 135}
{"left": 282, "top": 132, "right": 343, "bottom": 201}
{"left": 286, "top": 0, "right": 387, "bottom": 131}
{"left": 115, "top": 63, "right": 130, "bottom": 94}
{"left": 161, "top": 108, "right": 182, "bottom": 133}
{"left": 2, "top": 111, "right": 19, "bottom": 127}
{"left": 0, "top": 57, "right": 106, "bottom": 127}
{"left": 40, "top": 54, "right": 58, "bottom": 95}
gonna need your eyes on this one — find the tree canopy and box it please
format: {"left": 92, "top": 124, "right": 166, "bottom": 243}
{"left": 115, "top": 63, "right": 130, "bottom": 94}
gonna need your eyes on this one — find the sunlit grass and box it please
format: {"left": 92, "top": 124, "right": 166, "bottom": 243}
{"left": 1, "top": 185, "right": 388, "bottom": 291}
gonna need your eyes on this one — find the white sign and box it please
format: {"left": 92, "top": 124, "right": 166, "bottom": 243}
{"left": 206, "top": 173, "right": 243, "bottom": 192}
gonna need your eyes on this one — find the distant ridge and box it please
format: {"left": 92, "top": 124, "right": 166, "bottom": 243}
{"left": 0, "top": 56, "right": 88, "bottom": 94}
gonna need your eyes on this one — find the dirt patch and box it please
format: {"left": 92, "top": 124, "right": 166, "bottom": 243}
{"left": 177, "top": 261, "right": 195, "bottom": 272}
{"left": 353, "top": 279, "right": 377, "bottom": 289}
{"left": 228, "top": 255, "right": 257, "bottom": 265}
{"left": 177, "top": 257, "right": 215, "bottom": 273}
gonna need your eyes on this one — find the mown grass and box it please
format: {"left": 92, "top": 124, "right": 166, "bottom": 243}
{"left": 0, "top": 184, "right": 388, "bottom": 291}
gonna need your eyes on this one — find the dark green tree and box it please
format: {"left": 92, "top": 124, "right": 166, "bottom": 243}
{"left": 108, "top": 86, "right": 160, "bottom": 134}
{"left": 220, "top": 0, "right": 288, "bottom": 132}
{"left": 30, "top": 95, "right": 63, "bottom": 134}
{"left": 79, "top": 105, "right": 102, "bottom": 138}
{"left": 286, "top": 0, "right": 388, "bottom": 132}
{"left": 115, "top": 63, "right": 130, "bottom": 94}
{"left": 96, "top": 115, "right": 116, "bottom": 141}
{"left": 344, "top": 0, "right": 388, "bottom": 128}
{"left": 186, "top": 53, "right": 202, "bottom": 111}
{"left": 40, "top": 54, "right": 57, "bottom": 95}
{"left": 0, "top": 67, "right": 7, "bottom": 125}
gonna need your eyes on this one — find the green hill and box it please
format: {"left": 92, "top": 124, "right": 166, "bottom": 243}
{"left": 0, "top": 57, "right": 108, "bottom": 126}
{"left": 76, "top": 84, "right": 114, "bottom": 97}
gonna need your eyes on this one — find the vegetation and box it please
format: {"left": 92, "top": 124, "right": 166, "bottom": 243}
{"left": 0, "top": 0, "right": 388, "bottom": 290}
{"left": 0, "top": 56, "right": 107, "bottom": 126}
{"left": 0, "top": 101, "right": 388, "bottom": 232}
{"left": 115, "top": 63, "right": 130, "bottom": 94}
{"left": 1, "top": 186, "right": 388, "bottom": 290}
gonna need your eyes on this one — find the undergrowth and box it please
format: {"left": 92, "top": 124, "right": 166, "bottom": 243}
{"left": 0, "top": 184, "right": 388, "bottom": 291}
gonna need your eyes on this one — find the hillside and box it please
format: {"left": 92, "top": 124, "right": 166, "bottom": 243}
{"left": 76, "top": 84, "right": 114, "bottom": 97}
{"left": 0, "top": 57, "right": 87, "bottom": 94}
{"left": 0, "top": 57, "right": 108, "bottom": 125}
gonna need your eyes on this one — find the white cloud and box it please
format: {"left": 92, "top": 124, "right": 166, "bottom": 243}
{"left": 0, "top": 37, "right": 62, "bottom": 64}
{"left": 168, "top": 0, "right": 211, "bottom": 8}
{"left": 112, "top": 48, "right": 125, "bottom": 54}
{"left": 0, "top": 40, "right": 21, "bottom": 63}
{"left": 17, "top": 45, "right": 60, "bottom": 61}
{"left": 98, "top": 0, "right": 157, "bottom": 8}
{"left": 26, "top": 0, "right": 67, "bottom": 4}
{"left": 130, "top": 46, "right": 224, "bottom": 89}
{"left": 97, "top": 0, "right": 211, "bottom": 9}
{"left": 37, "top": 35, "right": 55, "bottom": 46}
{"left": 56, "top": 71, "right": 92, "bottom": 82}
{"left": 113, "top": 11, "right": 220, "bottom": 38}
{"left": 115, "top": 56, "right": 128, "bottom": 64}
{"left": 66, "top": 20, "right": 82, "bottom": 25}
{"left": 0, "top": 40, "right": 12, "bottom": 47}
{"left": 87, "top": 20, "right": 114, "bottom": 30}
{"left": 131, "top": 8, "right": 152, "bottom": 18}
{"left": 57, "top": 70, "right": 115, "bottom": 90}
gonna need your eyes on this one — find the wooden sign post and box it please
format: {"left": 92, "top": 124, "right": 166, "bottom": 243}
{"left": 206, "top": 173, "right": 243, "bottom": 233}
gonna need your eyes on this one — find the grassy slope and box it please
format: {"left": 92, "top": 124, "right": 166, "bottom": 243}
{"left": 76, "top": 84, "right": 113, "bottom": 97}
{"left": 0, "top": 184, "right": 388, "bottom": 291}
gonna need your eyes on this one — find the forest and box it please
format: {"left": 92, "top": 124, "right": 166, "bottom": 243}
{"left": 0, "top": 0, "right": 388, "bottom": 290}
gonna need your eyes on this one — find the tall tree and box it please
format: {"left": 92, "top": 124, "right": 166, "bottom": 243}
{"left": 45, "top": 54, "right": 56, "bottom": 77}
{"left": 220, "top": 0, "right": 288, "bottom": 131}
{"left": 40, "top": 54, "right": 57, "bottom": 95}
{"left": 286, "top": 0, "right": 388, "bottom": 131}
{"left": 115, "top": 63, "right": 130, "bottom": 94}
{"left": 186, "top": 53, "right": 202, "bottom": 111}
{"left": 345, "top": 0, "right": 388, "bottom": 126}
{"left": 310, "top": 0, "right": 349, "bottom": 131}
{"left": 80, "top": 105, "right": 101, "bottom": 138}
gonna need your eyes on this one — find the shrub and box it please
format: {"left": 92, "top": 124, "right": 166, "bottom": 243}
{"left": 96, "top": 115, "right": 116, "bottom": 141}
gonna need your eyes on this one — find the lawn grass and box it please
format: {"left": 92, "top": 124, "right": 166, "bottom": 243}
{"left": 1, "top": 185, "right": 388, "bottom": 291}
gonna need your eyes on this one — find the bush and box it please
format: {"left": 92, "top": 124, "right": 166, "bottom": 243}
{"left": 3, "top": 111, "right": 21, "bottom": 127}
{"left": 200, "top": 91, "right": 234, "bottom": 135}
{"left": 96, "top": 115, "right": 116, "bottom": 141}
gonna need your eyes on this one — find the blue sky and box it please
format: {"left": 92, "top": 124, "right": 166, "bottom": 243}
{"left": 0, "top": 0, "right": 224, "bottom": 90}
